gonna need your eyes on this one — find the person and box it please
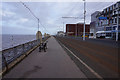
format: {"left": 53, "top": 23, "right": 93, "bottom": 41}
{"left": 43, "top": 43, "right": 46, "bottom": 52}
{"left": 39, "top": 41, "right": 48, "bottom": 52}
{"left": 45, "top": 41, "right": 48, "bottom": 49}
{"left": 39, "top": 43, "right": 43, "bottom": 52}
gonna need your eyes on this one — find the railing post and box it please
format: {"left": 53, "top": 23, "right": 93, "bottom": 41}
{"left": 2, "top": 39, "right": 45, "bottom": 73}
{"left": 2, "top": 54, "right": 8, "bottom": 71}
{"left": 13, "top": 47, "right": 17, "bottom": 60}
{"left": 22, "top": 44, "right": 25, "bottom": 54}
{"left": 30, "top": 42, "right": 32, "bottom": 49}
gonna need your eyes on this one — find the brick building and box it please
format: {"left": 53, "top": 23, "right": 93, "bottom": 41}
{"left": 66, "top": 23, "right": 90, "bottom": 37}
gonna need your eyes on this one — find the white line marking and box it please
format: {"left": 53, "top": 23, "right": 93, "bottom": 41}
{"left": 61, "top": 42, "right": 103, "bottom": 79}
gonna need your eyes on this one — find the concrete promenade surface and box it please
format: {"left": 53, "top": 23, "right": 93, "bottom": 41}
{"left": 4, "top": 36, "right": 86, "bottom": 78}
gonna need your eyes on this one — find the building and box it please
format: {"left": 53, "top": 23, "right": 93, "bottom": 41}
{"left": 66, "top": 23, "right": 90, "bottom": 37}
{"left": 95, "top": 1, "right": 120, "bottom": 40}
{"left": 90, "top": 11, "right": 100, "bottom": 38}
{"left": 57, "top": 31, "right": 65, "bottom": 36}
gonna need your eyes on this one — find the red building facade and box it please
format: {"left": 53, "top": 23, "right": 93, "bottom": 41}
{"left": 66, "top": 23, "right": 90, "bottom": 36}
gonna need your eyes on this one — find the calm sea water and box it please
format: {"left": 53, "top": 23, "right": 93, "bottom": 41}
{"left": 2, "top": 34, "right": 36, "bottom": 50}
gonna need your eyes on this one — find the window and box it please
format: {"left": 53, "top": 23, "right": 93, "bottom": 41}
{"left": 119, "top": 3, "right": 120, "bottom": 7}
{"left": 113, "top": 26, "right": 117, "bottom": 30}
{"left": 114, "top": 4, "right": 116, "bottom": 9}
{"left": 114, "top": 11, "right": 116, "bottom": 14}
{"left": 119, "top": 18, "right": 120, "bottom": 24}
{"left": 115, "top": 18, "right": 117, "bottom": 23}
{"left": 98, "top": 23, "right": 99, "bottom": 26}
{"left": 110, "top": 6, "right": 113, "bottom": 10}
{"left": 101, "top": 22, "right": 103, "bottom": 25}
{"left": 118, "top": 26, "right": 120, "bottom": 30}
{"left": 110, "top": 19, "right": 112, "bottom": 24}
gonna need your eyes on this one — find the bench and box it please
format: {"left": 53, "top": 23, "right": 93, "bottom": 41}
{"left": 39, "top": 41, "right": 48, "bottom": 52}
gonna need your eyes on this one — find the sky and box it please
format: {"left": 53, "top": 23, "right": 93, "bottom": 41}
{"left": 1, "top": 1, "right": 118, "bottom": 35}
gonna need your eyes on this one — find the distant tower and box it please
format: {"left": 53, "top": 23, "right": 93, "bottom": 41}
{"left": 36, "top": 31, "right": 42, "bottom": 43}
{"left": 44, "top": 33, "right": 47, "bottom": 37}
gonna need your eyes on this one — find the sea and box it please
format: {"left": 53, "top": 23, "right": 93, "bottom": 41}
{"left": 1, "top": 34, "right": 36, "bottom": 50}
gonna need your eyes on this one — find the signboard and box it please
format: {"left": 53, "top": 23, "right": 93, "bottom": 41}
{"left": 99, "top": 17, "right": 107, "bottom": 20}
{"left": 112, "top": 30, "right": 120, "bottom": 33}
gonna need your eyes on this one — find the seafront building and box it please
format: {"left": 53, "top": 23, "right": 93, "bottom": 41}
{"left": 66, "top": 23, "right": 90, "bottom": 37}
{"left": 90, "top": 11, "right": 100, "bottom": 38}
{"left": 90, "top": 1, "right": 120, "bottom": 40}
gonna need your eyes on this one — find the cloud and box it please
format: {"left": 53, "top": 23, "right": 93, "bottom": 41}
{"left": 2, "top": 10, "right": 16, "bottom": 17}
{"left": 19, "top": 18, "right": 28, "bottom": 23}
{"left": 1, "top": 0, "right": 119, "bottom": 2}
{"left": 47, "top": 20, "right": 54, "bottom": 24}
{"left": 1, "top": 1, "right": 117, "bottom": 35}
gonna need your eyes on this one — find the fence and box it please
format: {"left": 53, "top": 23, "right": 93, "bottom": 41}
{"left": 1, "top": 36, "right": 50, "bottom": 74}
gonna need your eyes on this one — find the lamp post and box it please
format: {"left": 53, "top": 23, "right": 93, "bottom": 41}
{"left": 116, "top": 3, "right": 119, "bottom": 41}
{"left": 76, "top": 24, "right": 77, "bottom": 37}
{"left": 38, "top": 19, "right": 40, "bottom": 41}
{"left": 63, "top": 22, "right": 64, "bottom": 32}
{"left": 83, "top": 0, "right": 86, "bottom": 41}
{"left": 38, "top": 19, "right": 39, "bottom": 31}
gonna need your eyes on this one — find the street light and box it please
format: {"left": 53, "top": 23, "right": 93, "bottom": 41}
{"left": 37, "top": 18, "right": 40, "bottom": 42}
{"left": 38, "top": 19, "right": 39, "bottom": 31}
{"left": 75, "top": 24, "right": 77, "bottom": 37}
{"left": 116, "top": 3, "right": 119, "bottom": 41}
{"left": 83, "top": 0, "right": 86, "bottom": 41}
{"left": 63, "top": 22, "right": 64, "bottom": 32}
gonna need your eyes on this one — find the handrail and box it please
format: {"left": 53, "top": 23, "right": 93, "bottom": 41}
{"left": 2, "top": 39, "right": 39, "bottom": 69}
{"left": 1, "top": 36, "right": 50, "bottom": 73}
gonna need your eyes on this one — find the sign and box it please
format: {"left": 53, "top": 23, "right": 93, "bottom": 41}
{"left": 99, "top": 17, "right": 107, "bottom": 20}
{"left": 112, "top": 30, "right": 120, "bottom": 33}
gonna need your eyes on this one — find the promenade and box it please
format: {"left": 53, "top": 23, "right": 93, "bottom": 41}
{"left": 3, "top": 36, "right": 86, "bottom": 78}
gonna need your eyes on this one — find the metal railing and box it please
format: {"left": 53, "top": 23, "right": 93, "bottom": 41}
{"left": 1, "top": 36, "right": 50, "bottom": 72}
{"left": 2, "top": 39, "right": 39, "bottom": 69}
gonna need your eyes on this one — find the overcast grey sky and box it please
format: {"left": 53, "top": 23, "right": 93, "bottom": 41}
{"left": 1, "top": 1, "right": 117, "bottom": 35}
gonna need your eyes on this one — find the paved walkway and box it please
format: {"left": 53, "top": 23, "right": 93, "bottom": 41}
{"left": 4, "top": 36, "right": 86, "bottom": 78}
